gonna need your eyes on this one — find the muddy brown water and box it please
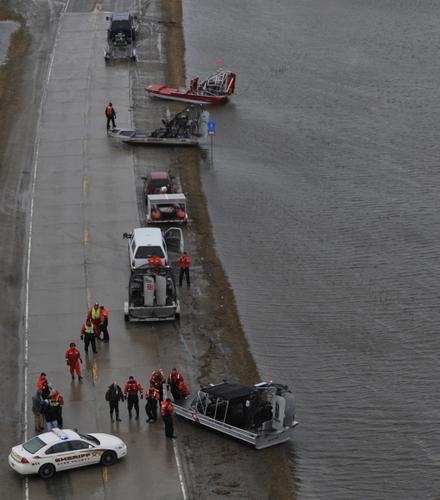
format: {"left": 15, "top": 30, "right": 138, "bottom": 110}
{"left": 182, "top": 0, "right": 440, "bottom": 499}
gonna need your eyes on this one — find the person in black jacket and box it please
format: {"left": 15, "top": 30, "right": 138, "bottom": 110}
{"left": 105, "top": 382, "right": 124, "bottom": 422}
{"left": 145, "top": 386, "right": 158, "bottom": 423}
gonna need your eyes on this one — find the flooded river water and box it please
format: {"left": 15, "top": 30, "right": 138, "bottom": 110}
{"left": 183, "top": 1, "right": 440, "bottom": 498}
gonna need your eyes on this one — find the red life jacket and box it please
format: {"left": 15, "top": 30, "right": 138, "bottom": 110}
{"left": 178, "top": 255, "right": 191, "bottom": 269}
{"left": 161, "top": 400, "right": 173, "bottom": 417}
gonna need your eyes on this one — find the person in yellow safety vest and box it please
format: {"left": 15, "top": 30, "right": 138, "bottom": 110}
{"left": 80, "top": 319, "right": 98, "bottom": 355}
{"left": 87, "top": 303, "right": 101, "bottom": 332}
{"left": 105, "top": 102, "right": 116, "bottom": 130}
{"left": 161, "top": 399, "right": 175, "bottom": 438}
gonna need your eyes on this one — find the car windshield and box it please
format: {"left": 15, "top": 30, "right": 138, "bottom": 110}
{"left": 135, "top": 246, "right": 165, "bottom": 258}
{"left": 78, "top": 433, "right": 100, "bottom": 446}
{"left": 149, "top": 179, "right": 169, "bottom": 188}
{"left": 23, "top": 436, "right": 46, "bottom": 454}
{"left": 111, "top": 21, "right": 130, "bottom": 33}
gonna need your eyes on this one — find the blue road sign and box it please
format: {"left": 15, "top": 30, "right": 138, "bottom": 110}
{"left": 208, "top": 120, "right": 216, "bottom": 136}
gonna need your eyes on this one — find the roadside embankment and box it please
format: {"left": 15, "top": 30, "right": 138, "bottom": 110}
{"left": 161, "top": 1, "right": 296, "bottom": 498}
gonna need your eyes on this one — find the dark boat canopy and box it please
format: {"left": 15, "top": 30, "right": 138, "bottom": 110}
{"left": 202, "top": 383, "right": 253, "bottom": 401}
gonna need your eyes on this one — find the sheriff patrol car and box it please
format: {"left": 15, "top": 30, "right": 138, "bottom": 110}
{"left": 9, "top": 428, "right": 127, "bottom": 479}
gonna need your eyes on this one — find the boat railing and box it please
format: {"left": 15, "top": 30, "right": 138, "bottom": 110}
{"left": 174, "top": 405, "right": 258, "bottom": 444}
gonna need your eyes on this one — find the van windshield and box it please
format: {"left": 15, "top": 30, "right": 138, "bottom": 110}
{"left": 135, "top": 246, "right": 165, "bottom": 258}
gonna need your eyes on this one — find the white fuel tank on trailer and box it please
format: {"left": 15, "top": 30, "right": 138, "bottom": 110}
{"left": 155, "top": 275, "right": 166, "bottom": 305}
{"left": 143, "top": 275, "right": 155, "bottom": 306}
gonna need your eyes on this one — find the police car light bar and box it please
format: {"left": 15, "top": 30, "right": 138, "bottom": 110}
{"left": 52, "top": 428, "right": 69, "bottom": 440}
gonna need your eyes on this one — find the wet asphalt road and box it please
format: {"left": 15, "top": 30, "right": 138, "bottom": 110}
{"left": 19, "top": 6, "right": 183, "bottom": 499}
{"left": 183, "top": 0, "right": 440, "bottom": 499}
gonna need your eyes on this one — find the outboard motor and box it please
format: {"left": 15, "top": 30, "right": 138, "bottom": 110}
{"left": 283, "top": 392, "right": 295, "bottom": 428}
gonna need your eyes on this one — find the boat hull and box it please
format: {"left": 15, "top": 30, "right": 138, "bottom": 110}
{"left": 146, "top": 84, "right": 228, "bottom": 105}
{"left": 173, "top": 400, "right": 297, "bottom": 449}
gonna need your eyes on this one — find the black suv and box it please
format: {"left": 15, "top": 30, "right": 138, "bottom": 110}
{"left": 107, "top": 12, "right": 136, "bottom": 44}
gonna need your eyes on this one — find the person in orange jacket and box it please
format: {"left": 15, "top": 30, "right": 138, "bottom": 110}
{"left": 37, "top": 372, "right": 51, "bottom": 399}
{"left": 161, "top": 398, "right": 175, "bottom": 438}
{"left": 99, "top": 305, "right": 110, "bottom": 342}
{"left": 65, "top": 342, "right": 83, "bottom": 381}
{"left": 124, "top": 376, "right": 143, "bottom": 419}
{"left": 178, "top": 252, "right": 191, "bottom": 287}
{"left": 105, "top": 102, "right": 116, "bottom": 130}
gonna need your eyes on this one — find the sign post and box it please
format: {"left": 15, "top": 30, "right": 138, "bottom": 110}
{"left": 208, "top": 120, "right": 216, "bottom": 166}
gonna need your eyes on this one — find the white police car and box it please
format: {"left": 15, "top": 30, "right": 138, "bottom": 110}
{"left": 9, "top": 428, "right": 127, "bottom": 479}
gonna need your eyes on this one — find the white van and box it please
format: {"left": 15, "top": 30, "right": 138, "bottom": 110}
{"left": 123, "top": 227, "right": 184, "bottom": 270}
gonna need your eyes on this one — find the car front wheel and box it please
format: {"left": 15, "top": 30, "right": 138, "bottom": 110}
{"left": 101, "top": 450, "right": 117, "bottom": 466}
{"left": 39, "top": 463, "right": 55, "bottom": 479}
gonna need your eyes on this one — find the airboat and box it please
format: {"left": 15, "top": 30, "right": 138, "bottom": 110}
{"left": 108, "top": 105, "right": 209, "bottom": 146}
{"left": 145, "top": 70, "right": 236, "bottom": 105}
{"left": 171, "top": 381, "right": 298, "bottom": 449}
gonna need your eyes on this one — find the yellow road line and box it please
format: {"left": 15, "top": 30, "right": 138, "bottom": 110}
{"left": 82, "top": 176, "right": 88, "bottom": 196}
{"left": 86, "top": 287, "right": 91, "bottom": 308}
{"left": 102, "top": 465, "right": 108, "bottom": 482}
{"left": 92, "top": 358, "right": 98, "bottom": 385}
{"left": 83, "top": 226, "right": 89, "bottom": 245}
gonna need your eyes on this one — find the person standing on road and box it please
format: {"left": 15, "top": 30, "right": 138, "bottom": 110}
{"left": 150, "top": 369, "right": 166, "bottom": 402}
{"left": 105, "top": 102, "right": 116, "bottom": 130}
{"left": 42, "top": 390, "right": 64, "bottom": 430}
{"left": 37, "top": 372, "right": 51, "bottom": 399}
{"left": 99, "top": 305, "right": 110, "bottom": 342}
{"left": 145, "top": 386, "right": 159, "bottom": 423}
{"left": 87, "top": 303, "right": 101, "bottom": 332}
{"left": 124, "top": 376, "right": 143, "bottom": 420}
{"left": 161, "top": 398, "right": 175, "bottom": 438}
{"left": 80, "top": 318, "right": 98, "bottom": 355}
{"left": 178, "top": 251, "right": 191, "bottom": 287}
{"left": 31, "top": 389, "right": 45, "bottom": 432}
{"left": 65, "top": 342, "right": 83, "bottom": 381}
{"left": 167, "top": 368, "right": 184, "bottom": 401}
{"left": 105, "top": 382, "right": 124, "bottom": 422}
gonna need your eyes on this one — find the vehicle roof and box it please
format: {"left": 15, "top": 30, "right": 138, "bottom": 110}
{"left": 148, "top": 171, "right": 170, "bottom": 180}
{"left": 132, "top": 227, "right": 163, "bottom": 245}
{"left": 38, "top": 429, "right": 80, "bottom": 445}
{"left": 148, "top": 194, "right": 186, "bottom": 202}
{"left": 111, "top": 12, "right": 131, "bottom": 21}
{"left": 202, "top": 382, "right": 253, "bottom": 401}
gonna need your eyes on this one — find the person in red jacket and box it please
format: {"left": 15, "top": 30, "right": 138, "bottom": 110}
{"left": 178, "top": 252, "right": 191, "bottom": 287}
{"left": 167, "top": 368, "right": 184, "bottom": 400}
{"left": 149, "top": 369, "right": 165, "bottom": 402}
{"left": 124, "top": 376, "right": 143, "bottom": 420}
{"left": 65, "top": 342, "right": 83, "bottom": 381}
{"left": 99, "top": 305, "right": 110, "bottom": 342}
{"left": 161, "top": 399, "right": 175, "bottom": 438}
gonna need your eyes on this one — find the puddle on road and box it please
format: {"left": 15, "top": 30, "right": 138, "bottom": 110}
{"left": 0, "top": 21, "right": 19, "bottom": 65}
